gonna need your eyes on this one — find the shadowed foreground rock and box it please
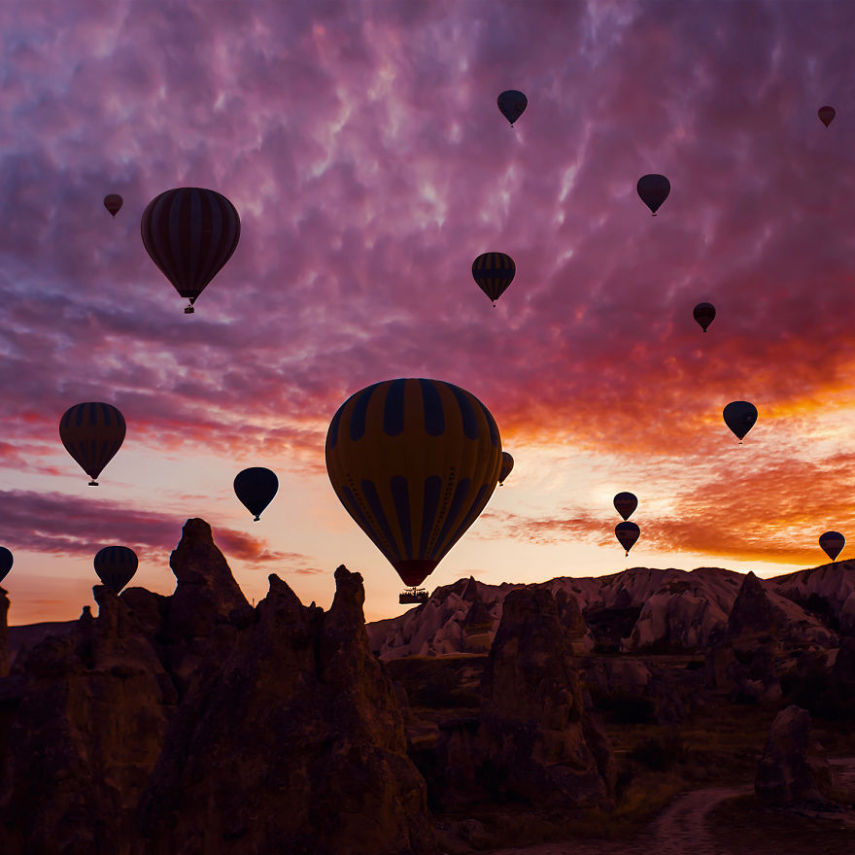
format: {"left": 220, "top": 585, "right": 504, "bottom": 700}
{"left": 426, "top": 587, "right": 614, "bottom": 813}
{"left": 0, "top": 520, "right": 436, "bottom": 855}
{"left": 755, "top": 704, "right": 830, "bottom": 806}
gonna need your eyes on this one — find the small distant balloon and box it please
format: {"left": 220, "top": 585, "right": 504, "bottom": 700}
{"left": 613, "top": 492, "right": 638, "bottom": 521}
{"left": 723, "top": 401, "right": 758, "bottom": 443}
{"left": 818, "top": 106, "right": 836, "bottom": 127}
{"left": 103, "top": 194, "right": 123, "bottom": 216}
{"left": 499, "top": 452, "right": 514, "bottom": 485}
{"left": 497, "top": 90, "right": 527, "bottom": 126}
{"left": 637, "top": 174, "right": 670, "bottom": 215}
{"left": 472, "top": 252, "right": 516, "bottom": 305}
{"left": 693, "top": 302, "right": 716, "bottom": 332}
{"left": 234, "top": 467, "right": 279, "bottom": 521}
{"left": 0, "top": 547, "right": 12, "bottom": 584}
{"left": 615, "top": 521, "right": 640, "bottom": 556}
{"left": 819, "top": 531, "right": 845, "bottom": 561}
{"left": 59, "top": 402, "right": 126, "bottom": 485}
{"left": 94, "top": 546, "right": 138, "bottom": 594}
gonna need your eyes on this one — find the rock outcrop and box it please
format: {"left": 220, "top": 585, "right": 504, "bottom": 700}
{"left": 0, "top": 520, "right": 438, "bottom": 855}
{"left": 755, "top": 705, "right": 830, "bottom": 805}
{"left": 424, "top": 588, "right": 614, "bottom": 813}
{"left": 477, "top": 588, "right": 614, "bottom": 807}
{"left": 0, "top": 587, "right": 8, "bottom": 678}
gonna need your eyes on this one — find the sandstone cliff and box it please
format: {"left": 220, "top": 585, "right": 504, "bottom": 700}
{"left": 0, "top": 520, "right": 437, "bottom": 855}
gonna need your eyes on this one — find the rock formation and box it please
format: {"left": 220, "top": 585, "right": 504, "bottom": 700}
{"left": 0, "top": 520, "right": 437, "bottom": 855}
{"left": 477, "top": 587, "right": 614, "bottom": 807}
{"left": 755, "top": 705, "right": 830, "bottom": 806}
{"left": 423, "top": 588, "right": 614, "bottom": 814}
{"left": 0, "top": 587, "right": 8, "bottom": 678}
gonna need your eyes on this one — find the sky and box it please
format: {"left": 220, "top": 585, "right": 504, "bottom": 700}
{"left": 3, "top": 0, "right": 855, "bottom": 625}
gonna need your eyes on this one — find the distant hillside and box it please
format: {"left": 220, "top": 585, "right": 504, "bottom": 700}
{"left": 367, "top": 563, "right": 853, "bottom": 659}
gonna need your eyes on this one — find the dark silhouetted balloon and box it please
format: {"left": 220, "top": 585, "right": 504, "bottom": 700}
{"left": 103, "top": 194, "right": 123, "bottom": 216}
{"left": 723, "top": 401, "right": 758, "bottom": 443}
{"left": 497, "top": 90, "right": 527, "bottom": 126}
{"left": 326, "top": 378, "right": 503, "bottom": 588}
{"left": 59, "top": 403, "right": 126, "bottom": 485}
{"left": 0, "top": 547, "right": 12, "bottom": 584}
{"left": 818, "top": 106, "right": 836, "bottom": 127}
{"left": 819, "top": 530, "right": 845, "bottom": 561}
{"left": 141, "top": 187, "right": 240, "bottom": 313}
{"left": 94, "top": 546, "right": 138, "bottom": 593}
{"left": 613, "top": 492, "right": 638, "bottom": 520}
{"left": 693, "top": 302, "right": 716, "bottom": 332}
{"left": 499, "top": 451, "right": 514, "bottom": 485}
{"left": 234, "top": 467, "right": 279, "bottom": 521}
{"left": 637, "top": 174, "right": 670, "bottom": 215}
{"left": 472, "top": 253, "right": 515, "bottom": 305}
{"left": 615, "top": 521, "right": 640, "bottom": 556}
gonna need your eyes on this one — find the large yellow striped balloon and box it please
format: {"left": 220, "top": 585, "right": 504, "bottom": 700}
{"left": 325, "top": 379, "right": 502, "bottom": 587}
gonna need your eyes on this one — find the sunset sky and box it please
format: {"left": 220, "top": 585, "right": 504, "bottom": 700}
{"left": 3, "top": 0, "right": 855, "bottom": 625}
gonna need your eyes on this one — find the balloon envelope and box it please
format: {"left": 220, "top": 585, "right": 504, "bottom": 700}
{"left": 103, "top": 194, "right": 123, "bottom": 216}
{"left": 819, "top": 531, "right": 845, "bottom": 561}
{"left": 0, "top": 547, "right": 12, "bottom": 584}
{"left": 472, "top": 253, "right": 515, "bottom": 304}
{"left": 613, "top": 492, "right": 638, "bottom": 520}
{"left": 234, "top": 467, "right": 279, "bottom": 521}
{"left": 723, "top": 401, "right": 758, "bottom": 441}
{"left": 59, "top": 402, "right": 126, "bottom": 484}
{"left": 637, "top": 174, "right": 670, "bottom": 214}
{"left": 326, "top": 378, "right": 503, "bottom": 588}
{"left": 94, "top": 546, "right": 138, "bottom": 593}
{"left": 818, "top": 106, "right": 836, "bottom": 127}
{"left": 499, "top": 451, "right": 514, "bottom": 485}
{"left": 497, "top": 90, "right": 527, "bottom": 125}
{"left": 693, "top": 302, "right": 716, "bottom": 332}
{"left": 140, "top": 187, "right": 240, "bottom": 312}
{"left": 615, "top": 521, "right": 640, "bottom": 555}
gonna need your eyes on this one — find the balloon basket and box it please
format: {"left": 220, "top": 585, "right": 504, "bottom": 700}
{"left": 184, "top": 305, "right": 195, "bottom": 314}
{"left": 88, "top": 480, "right": 98, "bottom": 486}
{"left": 399, "top": 588, "right": 428, "bottom": 605}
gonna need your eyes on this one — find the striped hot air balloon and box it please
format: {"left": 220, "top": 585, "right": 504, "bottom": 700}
{"left": 499, "top": 451, "right": 514, "bottom": 485}
{"left": 94, "top": 546, "right": 138, "bottom": 593}
{"left": 0, "top": 546, "right": 12, "bottom": 584}
{"left": 326, "top": 379, "right": 503, "bottom": 589}
{"left": 472, "top": 252, "right": 516, "bottom": 305}
{"left": 59, "top": 403, "right": 126, "bottom": 485}
{"left": 140, "top": 187, "right": 240, "bottom": 313}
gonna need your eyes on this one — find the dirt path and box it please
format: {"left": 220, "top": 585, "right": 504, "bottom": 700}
{"left": 478, "top": 783, "right": 752, "bottom": 855}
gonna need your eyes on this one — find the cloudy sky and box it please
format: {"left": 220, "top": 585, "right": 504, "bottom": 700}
{"left": 2, "top": 0, "right": 855, "bottom": 625}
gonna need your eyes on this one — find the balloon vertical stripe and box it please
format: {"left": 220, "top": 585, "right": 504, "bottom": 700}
{"left": 419, "top": 475, "right": 443, "bottom": 558}
{"left": 390, "top": 476, "right": 413, "bottom": 559}
{"left": 349, "top": 383, "right": 378, "bottom": 441}
{"left": 383, "top": 379, "right": 407, "bottom": 436}
{"left": 420, "top": 380, "right": 445, "bottom": 435}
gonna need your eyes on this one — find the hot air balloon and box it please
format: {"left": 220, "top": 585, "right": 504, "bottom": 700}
{"left": 818, "top": 106, "right": 836, "bottom": 127}
{"left": 103, "top": 194, "right": 123, "bottom": 216}
{"left": 497, "top": 90, "right": 527, "bottom": 126}
{"left": 613, "top": 492, "right": 638, "bottom": 520}
{"left": 723, "top": 401, "right": 757, "bottom": 444}
{"left": 326, "top": 378, "right": 502, "bottom": 600}
{"left": 637, "top": 174, "right": 670, "bottom": 215}
{"left": 141, "top": 187, "right": 240, "bottom": 313}
{"left": 615, "top": 521, "right": 640, "bottom": 556}
{"left": 94, "top": 546, "right": 138, "bottom": 593}
{"left": 59, "top": 403, "right": 126, "bottom": 485}
{"left": 234, "top": 467, "right": 279, "bottom": 521}
{"left": 819, "top": 531, "right": 845, "bottom": 561}
{"left": 693, "top": 302, "right": 716, "bottom": 332}
{"left": 472, "top": 253, "right": 515, "bottom": 305}
{"left": 0, "top": 547, "right": 12, "bottom": 584}
{"left": 499, "top": 451, "right": 514, "bottom": 485}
